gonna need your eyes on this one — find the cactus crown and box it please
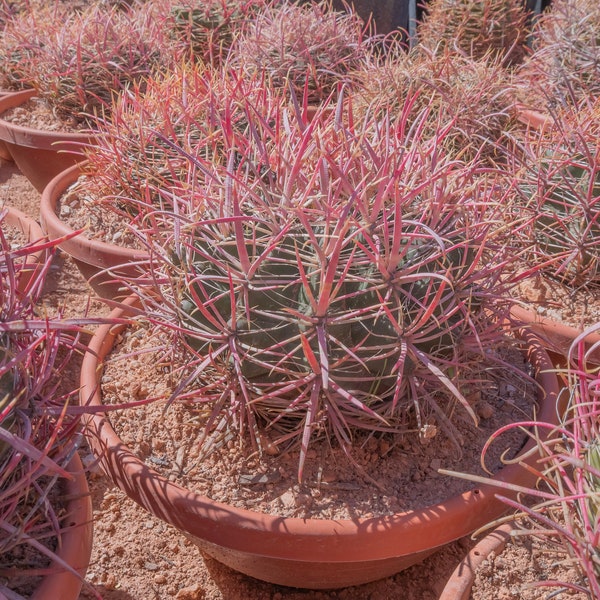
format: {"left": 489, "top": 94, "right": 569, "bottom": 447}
{"left": 516, "top": 0, "right": 600, "bottom": 109}
{"left": 227, "top": 0, "right": 369, "bottom": 103}
{"left": 138, "top": 0, "right": 267, "bottom": 66}
{"left": 516, "top": 101, "right": 600, "bottom": 287}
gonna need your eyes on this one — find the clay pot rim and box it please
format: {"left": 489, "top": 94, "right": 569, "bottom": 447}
{"left": 513, "top": 102, "right": 553, "bottom": 132}
{"left": 40, "top": 161, "right": 150, "bottom": 267}
{"left": 2, "top": 203, "right": 45, "bottom": 246}
{"left": 1, "top": 205, "right": 46, "bottom": 293}
{"left": 79, "top": 294, "right": 560, "bottom": 564}
{"left": 30, "top": 453, "right": 93, "bottom": 600}
{"left": 0, "top": 89, "right": 97, "bottom": 149}
{"left": 438, "top": 521, "right": 514, "bottom": 600}
{"left": 511, "top": 304, "right": 600, "bottom": 365}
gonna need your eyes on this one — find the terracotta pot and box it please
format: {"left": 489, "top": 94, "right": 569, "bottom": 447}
{"left": 438, "top": 522, "right": 513, "bottom": 600}
{"left": 26, "top": 452, "right": 93, "bottom": 600}
{"left": 0, "top": 89, "right": 97, "bottom": 193}
{"left": 0, "top": 90, "right": 16, "bottom": 161}
{"left": 79, "top": 297, "right": 561, "bottom": 590}
{"left": 511, "top": 305, "right": 600, "bottom": 366}
{"left": 1, "top": 205, "right": 46, "bottom": 295}
{"left": 40, "top": 162, "right": 151, "bottom": 299}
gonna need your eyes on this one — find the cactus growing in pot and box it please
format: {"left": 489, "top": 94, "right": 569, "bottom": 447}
{"left": 29, "top": 1, "right": 161, "bottom": 126}
{"left": 352, "top": 45, "right": 520, "bottom": 165}
{"left": 0, "top": 3, "right": 70, "bottom": 92}
{"left": 417, "top": 0, "right": 530, "bottom": 66}
{"left": 515, "top": 0, "right": 600, "bottom": 111}
{"left": 226, "top": 0, "right": 371, "bottom": 105}
{"left": 514, "top": 99, "right": 600, "bottom": 289}
{"left": 0, "top": 0, "right": 163, "bottom": 191}
{"left": 116, "top": 97, "right": 534, "bottom": 479}
{"left": 0, "top": 214, "right": 98, "bottom": 599}
{"left": 0, "top": 1, "right": 160, "bottom": 122}
{"left": 136, "top": 0, "right": 268, "bottom": 67}
{"left": 80, "top": 62, "right": 285, "bottom": 224}
{"left": 78, "top": 96, "right": 564, "bottom": 589}
{"left": 501, "top": 98, "right": 600, "bottom": 364}
{"left": 440, "top": 325, "right": 600, "bottom": 598}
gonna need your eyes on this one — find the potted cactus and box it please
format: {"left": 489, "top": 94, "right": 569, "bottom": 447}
{"left": 514, "top": 0, "right": 600, "bottom": 113}
{"left": 226, "top": 0, "right": 371, "bottom": 106}
{"left": 507, "top": 98, "right": 600, "bottom": 363}
{"left": 417, "top": 0, "right": 530, "bottom": 66}
{"left": 440, "top": 325, "right": 600, "bottom": 599}
{"left": 0, "top": 0, "right": 161, "bottom": 191}
{"left": 39, "top": 62, "right": 284, "bottom": 297}
{"left": 78, "top": 97, "right": 561, "bottom": 589}
{"left": 136, "top": 0, "right": 268, "bottom": 67}
{"left": 351, "top": 43, "right": 520, "bottom": 165}
{"left": 0, "top": 216, "right": 95, "bottom": 600}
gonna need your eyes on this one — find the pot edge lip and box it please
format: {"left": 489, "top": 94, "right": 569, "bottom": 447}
{"left": 438, "top": 521, "right": 514, "bottom": 600}
{"left": 29, "top": 452, "right": 93, "bottom": 600}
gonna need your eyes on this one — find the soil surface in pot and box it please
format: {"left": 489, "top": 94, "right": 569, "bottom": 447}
{"left": 0, "top": 96, "right": 86, "bottom": 132}
{"left": 3, "top": 160, "right": 597, "bottom": 598}
{"left": 514, "top": 275, "right": 600, "bottom": 332}
{"left": 102, "top": 325, "right": 536, "bottom": 520}
{"left": 56, "top": 175, "right": 148, "bottom": 250}
{"left": 1, "top": 217, "right": 27, "bottom": 248}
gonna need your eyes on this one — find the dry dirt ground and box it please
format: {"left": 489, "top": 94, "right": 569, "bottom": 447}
{"left": 2, "top": 158, "right": 593, "bottom": 600}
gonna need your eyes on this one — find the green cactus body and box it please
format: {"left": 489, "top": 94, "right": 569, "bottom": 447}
{"left": 179, "top": 202, "right": 486, "bottom": 435}
{"left": 586, "top": 439, "right": 600, "bottom": 525}
{"left": 532, "top": 158, "right": 600, "bottom": 286}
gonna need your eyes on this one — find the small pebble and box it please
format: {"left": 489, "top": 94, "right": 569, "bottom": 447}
{"left": 103, "top": 573, "right": 117, "bottom": 589}
{"left": 278, "top": 491, "right": 296, "bottom": 509}
{"left": 175, "top": 584, "right": 205, "bottom": 599}
{"left": 476, "top": 400, "right": 495, "bottom": 420}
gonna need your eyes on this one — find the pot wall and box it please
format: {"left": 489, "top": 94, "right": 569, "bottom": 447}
{"left": 438, "top": 523, "right": 513, "bottom": 600}
{"left": 1, "top": 205, "right": 46, "bottom": 295}
{"left": 0, "top": 89, "right": 96, "bottom": 193}
{"left": 39, "top": 162, "right": 150, "bottom": 299}
{"left": 511, "top": 305, "right": 600, "bottom": 366}
{"left": 28, "top": 453, "right": 93, "bottom": 600}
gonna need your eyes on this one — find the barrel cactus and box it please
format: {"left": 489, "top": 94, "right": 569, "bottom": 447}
{"left": 515, "top": 101, "right": 600, "bottom": 287}
{"left": 82, "top": 62, "right": 284, "bottom": 222}
{"left": 227, "top": 0, "right": 370, "bottom": 104}
{"left": 352, "top": 46, "right": 519, "bottom": 165}
{"left": 134, "top": 103, "right": 521, "bottom": 479}
{"left": 0, "top": 211, "right": 97, "bottom": 566}
{"left": 137, "top": 0, "right": 267, "bottom": 66}
{"left": 516, "top": 0, "right": 600, "bottom": 109}
{"left": 418, "top": 0, "right": 529, "bottom": 66}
